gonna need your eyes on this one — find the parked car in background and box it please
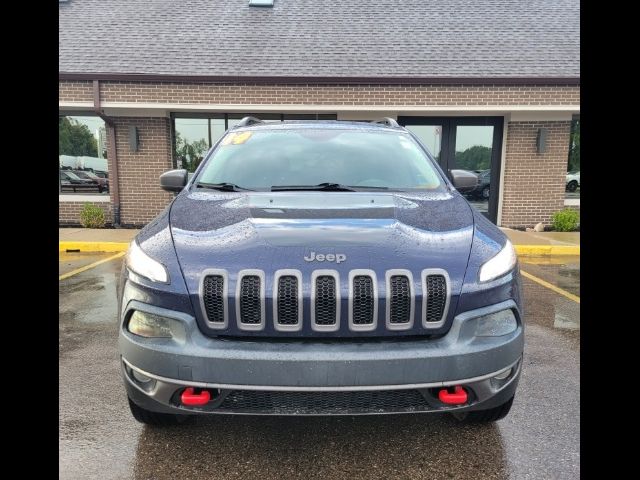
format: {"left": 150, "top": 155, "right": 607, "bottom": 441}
{"left": 73, "top": 170, "right": 109, "bottom": 193}
{"left": 466, "top": 169, "right": 491, "bottom": 200}
{"left": 566, "top": 171, "right": 580, "bottom": 192}
{"left": 60, "top": 170, "right": 99, "bottom": 192}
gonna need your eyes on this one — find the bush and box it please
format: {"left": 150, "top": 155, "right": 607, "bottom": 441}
{"left": 79, "top": 203, "right": 106, "bottom": 228}
{"left": 552, "top": 208, "right": 579, "bottom": 232}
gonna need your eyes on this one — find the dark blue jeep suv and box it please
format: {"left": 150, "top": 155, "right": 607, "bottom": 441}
{"left": 118, "top": 117, "right": 523, "bottom": 425}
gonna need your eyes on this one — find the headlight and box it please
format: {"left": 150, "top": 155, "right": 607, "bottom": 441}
{"left": 127, "top": 310, "right": 185, "bottom": 341}
{"left": 479, "top": 239, "right": 516, "bottom": 282}
{"left": 475, "top": 309, "right": 518, "bottom": 337}
{"left": 126, "top": 240, "right": 169, "bottom": 283}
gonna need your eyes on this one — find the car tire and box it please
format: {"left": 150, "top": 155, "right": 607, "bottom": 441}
{"left": 566, "top": 181, "right": 578, "bottom": 192}
{"left": 128, "top": 397, "right": 191, "bottom": 426}
{"left": 481, "top": 186, "right": 490, "bottom": 199}
{"left": 452, "top": 395, "right": 514, "bottom": 423}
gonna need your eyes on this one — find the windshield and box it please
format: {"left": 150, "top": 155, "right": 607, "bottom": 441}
{"left": 195, "top": 128, "right": 444, "bottom": 191}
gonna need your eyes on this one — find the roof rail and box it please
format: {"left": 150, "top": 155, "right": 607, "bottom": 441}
{"left": 371, "top": 117, "right": 401, "bottom": 128}
{"left": 234, "top": 116, "right": 264, "bottom": 128}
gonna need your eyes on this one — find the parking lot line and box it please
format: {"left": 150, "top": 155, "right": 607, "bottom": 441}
{"left": 59, "top": 252, "right": 125, "bottom": 281}
{"left": 520, "top": 269, "right": 580, "bottom": 304}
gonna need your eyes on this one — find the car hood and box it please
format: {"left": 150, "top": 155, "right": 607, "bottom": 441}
{"left": 170, "top": 190, "right": 474, "bottom": 295}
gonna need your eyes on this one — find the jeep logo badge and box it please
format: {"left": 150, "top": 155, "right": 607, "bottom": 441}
{"left": 304, "top": 251, "right": 347, "bottom": 264}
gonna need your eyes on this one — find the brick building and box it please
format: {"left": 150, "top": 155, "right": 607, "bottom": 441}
{"left": 59, "top": 0, "right": 580, "bottom": 228}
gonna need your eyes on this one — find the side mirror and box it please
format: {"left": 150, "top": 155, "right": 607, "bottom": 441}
{"left": 160, "top": 169, "right": 188, "bottom": 192}
{"left": 449, "top": 169, "right": 478, "bottom": 193}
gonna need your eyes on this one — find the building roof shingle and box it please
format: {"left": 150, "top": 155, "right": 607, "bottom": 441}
{"left": 59, "top": 0, "right": 580, "bottom": 80}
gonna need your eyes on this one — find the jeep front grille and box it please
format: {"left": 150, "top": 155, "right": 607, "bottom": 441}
{"left": 276, "top": 275, "right": 299, "bottom": 325}
{"left": 239, "top": 275, "right": 262, "bottom": 324}
{"left": 199, "top": 268, "right": 450, "bottom": 334}
{"left": 202, "top": 275, "right": 225, "bottom": 324}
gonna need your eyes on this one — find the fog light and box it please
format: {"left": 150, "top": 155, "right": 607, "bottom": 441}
{"left": 493, "top": 367, "right": 512, "bottom": 380}
{"left": 132, "top": 369, "right": 153, "bottom": 384}
{"left": 475, "top": 309, "right": 518, "bottom": 337}
{"left": 127, "top": 310, "right": 186, "bottom": 341}
{"left": 124, "top": 363, "right": 157, "bottom": 392}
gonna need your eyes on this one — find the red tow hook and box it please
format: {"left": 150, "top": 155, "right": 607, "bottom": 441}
{"left": 438, "top": 385, "right": 468, "bottom": 405}
{"left": 181, "top": 387, "right": 211, "bottom": 406}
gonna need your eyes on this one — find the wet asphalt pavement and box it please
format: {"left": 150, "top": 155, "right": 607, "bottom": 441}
{"left": 59, "top": 254, "right": 579, "bottom": 479}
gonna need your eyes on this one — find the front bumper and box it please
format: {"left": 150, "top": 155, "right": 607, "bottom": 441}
{"left": 120, "top": 299, "right": 523, "bottom": 415}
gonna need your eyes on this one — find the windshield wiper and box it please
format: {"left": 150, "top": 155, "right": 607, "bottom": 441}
{"left": 196, "top": 182, "right": 253, "bottom": 192}
{"left": 271, "top": 183, "right": 391, "bottom": 192}
{"left": 348, "top": 185, "right": 389, "bottom": 190}
{"left": 271, "top": 182, "right": 356, "bottom": 192}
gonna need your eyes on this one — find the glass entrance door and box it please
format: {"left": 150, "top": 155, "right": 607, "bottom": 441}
{"left": 398, "top": 117, "right": 504, "bottom": 223}
{"left": 402, "top": 124, "right": 443, "bottom": 163}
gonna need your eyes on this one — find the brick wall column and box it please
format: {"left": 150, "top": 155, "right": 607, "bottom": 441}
{"left": 500, "top": 121, "right": 572, "bottom": 228}
{"left": 109, "top": 117, "right": 174, "bottom": 226}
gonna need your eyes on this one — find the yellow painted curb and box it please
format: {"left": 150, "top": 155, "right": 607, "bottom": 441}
{"left": 59, "top": 241, "right": 129, "bottom": 253}
{"left": 515, "top": 245, "right": 580, "bottom": 256}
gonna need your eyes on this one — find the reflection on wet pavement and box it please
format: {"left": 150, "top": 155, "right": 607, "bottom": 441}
{"left": 521, "top": 256, "right": 580, "bottom": 297}
{"left": 520, "top": 256, "right": 580, "bottom": 333}
{"left": 59, "top": 255, "right": 579, "bottom": 479}
{"left": 59, "top": 251, "right": 116, "bottom": 276}
{"left": 132, "top": 415, "right": 509, "bottom": 479}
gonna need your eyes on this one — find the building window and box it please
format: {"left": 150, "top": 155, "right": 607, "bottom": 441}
{"left": 172, "top": 113, "right": 337, "bottom": 172}
{"left": 59, "top": 115, "right": 109, "bottom": 195}
{"left": 174, "top": 118, "right": 211, "bottom": 172}
{"left": 565, "top": 116, "right": 580, "bottom": 201}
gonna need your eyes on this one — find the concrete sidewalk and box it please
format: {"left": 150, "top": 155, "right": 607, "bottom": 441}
{"left": 59, "top": 228, "right": 139, "bottom": 243}
{"left": 500, "top": 228, "right": 579, "bottom": 255}
{"left": 501, "top": 229, "right": 580, "bottom": 247}
{"left": 59, "top": 227, "right": 579, "bottom": 256}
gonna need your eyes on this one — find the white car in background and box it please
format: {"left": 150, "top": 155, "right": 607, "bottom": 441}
{"left": 566, "top": 171, "right": 580, "bottom": 192}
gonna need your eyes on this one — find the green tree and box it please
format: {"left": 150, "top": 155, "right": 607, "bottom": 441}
{"left": 175, "top": 131, "right": 209, "bottom": 172}
{"left": 567, "top": 119, "right": 580, "bottom": 172}
{"left": 59, "top": 117, "right": 98, "bottom": 157}
{"left": 455, "top": 145, "right": 492, "bottom": 171}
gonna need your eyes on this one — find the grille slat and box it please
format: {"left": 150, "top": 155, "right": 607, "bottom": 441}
{"left": 425, "top": 274, "right": 447, "bottom": 323}
{"left": 389, "top": 275, "right": 411, "bottom": 324}
{"left": 277, "top": 275, "right": 299, "bottom": 325}
{"left": 202, "top": 275, "right": 225, "bottom": 323}
{"left": 315, "top": 275, "right": 337, "bottom": 325}
{"left": 240, "top": 275, "right": 262, "bottom": 324}
{"left": 352, "top": 275, "right": 375, "bottom": 325}
{"left": 218, "top": 389, "right": 431, "bottom": 414}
